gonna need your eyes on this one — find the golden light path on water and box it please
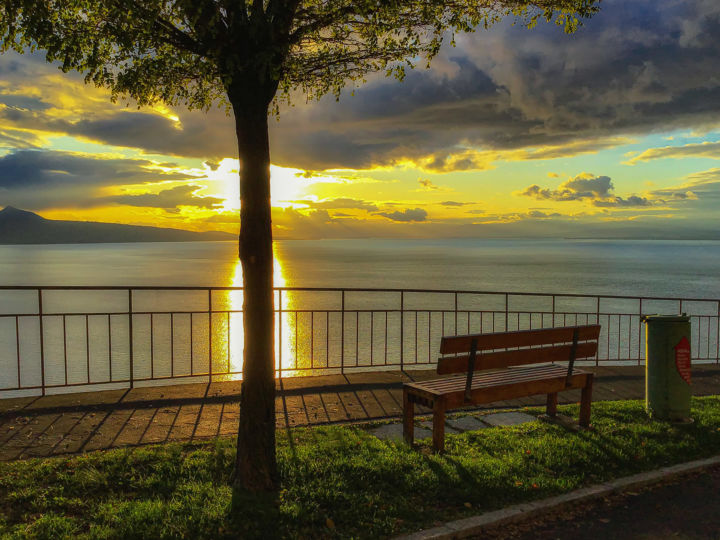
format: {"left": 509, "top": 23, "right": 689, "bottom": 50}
{"left": 215, "top": 247, "right": 299, "bottom": 380}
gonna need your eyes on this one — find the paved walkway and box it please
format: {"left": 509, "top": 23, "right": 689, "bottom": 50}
{"left": 1, "top": 365, "right": 719, "bottom": 461}
{"left": 484, "top": 464, "right": 720, "bottom": 540}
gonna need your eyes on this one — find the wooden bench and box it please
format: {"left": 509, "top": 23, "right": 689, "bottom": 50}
{"left": 403, "top": 324, "right": 601, "bottom": 452}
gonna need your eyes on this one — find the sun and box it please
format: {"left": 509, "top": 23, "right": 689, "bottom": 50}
{"left": 203, "top": 158, "right": 312, "bottom": 212}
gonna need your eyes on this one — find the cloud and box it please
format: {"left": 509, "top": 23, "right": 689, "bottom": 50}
{"left": 648, "top": 167, "right": 720, "bottom": 204}
{"left": 417, "top": 178, "right": 439, "bottom": 190}
{"left": 518, "top": 173, "right": 614, "bottom": 201}
{"left": 0, "top": 149, "right": 201, "bottom": 210}
{"left": 0, "top": 149, "right": 195, "bottom": 189}
{"left": 625, "top": 141, "right": 720, "bottom": 164}
{"left": 292, "top": 198, "right": 378, "bottom": 211}
{"left": 593, "top": 195, "right": 654, "bottom": 207}
{"left": 526, "top": 210, "right": 563, "bottom": 219}
{"left": 440, "top": 201, "right": 471, "bottom": 206}
{"left": 376, "top": 208, "right": 428, "bottom": 222}
{"left": 101, "top": 185, "right": 223, "bottom": 212}
{"left": 518, "top": 173, "right": 660, "bottom": 208}
{"left": 0, "top": 128, "right": 41, "bottom": 149}
{"left": 3, "top": 0, "right": 719, "bottom": 175}
{"left": 265, "top": 0, "right": 720, "bottom": 171}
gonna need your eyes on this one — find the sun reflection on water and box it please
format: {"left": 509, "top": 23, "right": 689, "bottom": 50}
{"left": 214, "top": 246, "right": 296, "bottom": 380}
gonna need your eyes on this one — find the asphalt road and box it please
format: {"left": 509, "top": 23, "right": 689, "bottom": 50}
{"left": 482, "top": 465, "right": 720, "bottom": 540}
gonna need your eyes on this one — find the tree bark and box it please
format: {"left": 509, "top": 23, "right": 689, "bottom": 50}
{"left": 232, "top": 97, "right": 278, "bottom": 492}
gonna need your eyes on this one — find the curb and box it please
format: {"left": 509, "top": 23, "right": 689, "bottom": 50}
{"left": 395, "top": 454, "right": 720, "bottom": 539}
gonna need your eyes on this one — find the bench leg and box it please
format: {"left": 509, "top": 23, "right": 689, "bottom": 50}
{"left": 546, "top": 392, "right": 558, "bottom": 417}
{"left": 579, "top": 374, "right": 594, "bottom": 427}
{"left": 403, "top": 389, "right": 414, "bottom": 445}
{"left": 432, "top": 399, "right": 446, "bottom": 453}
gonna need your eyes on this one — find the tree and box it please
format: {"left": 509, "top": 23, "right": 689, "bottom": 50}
{"left": 0, "top": 0, "right": 599, "bottom": 492}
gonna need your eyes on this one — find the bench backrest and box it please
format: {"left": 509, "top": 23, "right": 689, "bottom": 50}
{"left": 437, "top": 325, "right": 601, "bottom": 375}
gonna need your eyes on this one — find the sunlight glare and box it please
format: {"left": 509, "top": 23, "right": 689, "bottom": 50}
{"left": 205, "top": 159, "right": 316, "bottom": 212}
{"left": 221, "top": 245, "right": 292, "bottom": 378}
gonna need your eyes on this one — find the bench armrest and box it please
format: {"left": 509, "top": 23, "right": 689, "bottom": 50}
{"left": 565, "top": 328, "right": 580, "bottom": 387}
{"left": 464, "top": 338, "right": 478, "bottom": 402}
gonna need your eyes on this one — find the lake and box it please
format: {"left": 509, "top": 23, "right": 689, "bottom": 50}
{"left": 0, "top": 238, "right": 718, "bottom": 298}
{"left": 0, "top": 239, "right": 718, "bottom": 396}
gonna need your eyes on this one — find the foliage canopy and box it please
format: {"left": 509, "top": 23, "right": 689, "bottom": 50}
{"left": 0, "top": 0, "right": 600, "bottom": 112}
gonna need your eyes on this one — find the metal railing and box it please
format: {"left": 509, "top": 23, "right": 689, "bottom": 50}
{"left": 0, "top": 286, "right": 718, "bottom": 398}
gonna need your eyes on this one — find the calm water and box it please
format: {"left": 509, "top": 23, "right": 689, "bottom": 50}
{"left": 1, "top": 239, "right": 719, "bottom": 395}
{"left": 0, "top": 238, "right": 717, "bottom": 298}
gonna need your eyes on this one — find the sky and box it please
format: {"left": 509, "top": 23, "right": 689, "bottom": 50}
{"left": 0, "top": 0, "right": 719, "bottom": 240}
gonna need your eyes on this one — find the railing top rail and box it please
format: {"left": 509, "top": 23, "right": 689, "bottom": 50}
{"left": 0, "top": 285, "right": 717, "bottom": 303}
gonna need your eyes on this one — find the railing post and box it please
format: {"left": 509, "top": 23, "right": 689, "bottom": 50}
{"left": 400, "top": 291, "right": 404, "bottom": 372}
{"left": 340, "top": 290, "right": 345, "bottom": 374}
{"left": 551, "top": 294, "right": 556, "bottom": 327}
{"left": 596, "top": 296, "right": 601, "bottom": 365}
{"left": 38, "top": 289, "right": 45, "bottom": 396}
{"left": 208, "top": 289, "right": 213, "bottom": 384}
{"left": 454, "top": 292, "right": 458, "bottom": 336}
{"left": 638, "top": 298, "right": 643, "bottom": 365}
{"left": 128, "top": 289, "right": 134, "bottom": 389}
{"left": 278, "top": 289, "right": 283, "bottom": 379}
{"left": 504, "top": 293, "right": 509, "bottom": 331}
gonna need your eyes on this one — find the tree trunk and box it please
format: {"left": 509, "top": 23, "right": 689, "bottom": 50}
{"left": 232, "top": 98, "right": 278, "bottom": 492}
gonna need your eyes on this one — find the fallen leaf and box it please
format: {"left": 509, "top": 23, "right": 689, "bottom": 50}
{"left": 326, "top": 518, "right": 335, "bottom": 529}
{"left": 464, "top": 502, "right": 472, "bottom": 508}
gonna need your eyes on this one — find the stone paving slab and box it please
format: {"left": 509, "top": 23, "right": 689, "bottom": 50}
{"left": 446, "top": 416, "right": 490, "bottom": 431}
{"left": 0, "top": 365, "right": 719, "bottom": 461}
{"left": 372, "top": 423, "right": 432, "bottom": 441}
{"left": 483, "top": 411, "right": 537, "bottom": 427}
{"left": 419, "top": 420, "right": 460, "bottom": 433}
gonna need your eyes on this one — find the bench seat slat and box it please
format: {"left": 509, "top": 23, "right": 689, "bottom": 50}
{"left": 437, "top": 341, "right": 598, "bottom": 374}
{"left": 411, "top": 364, "right": 566, "bottom": 391}
{"left": 406, "top": 364, "right": 580, "bottom": 395}
{"left": 443, "top": 373, "right": 591, "bottom": 410}
{"left": 440, "top": 325, "right": 601, "bottom": 355}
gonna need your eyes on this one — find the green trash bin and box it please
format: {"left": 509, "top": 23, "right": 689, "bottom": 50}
{"left": 642, "top": 315, "right": 692, "bottom": 421}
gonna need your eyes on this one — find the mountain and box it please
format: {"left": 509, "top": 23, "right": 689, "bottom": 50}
{"left": 0, "top": 206, "right": 235, "bottom": 244}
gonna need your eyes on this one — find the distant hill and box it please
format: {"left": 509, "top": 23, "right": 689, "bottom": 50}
{"left": 0, "top": 206, "right": 235, "bottom": 244}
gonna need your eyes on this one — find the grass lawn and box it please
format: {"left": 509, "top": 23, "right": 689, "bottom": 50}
{"left": 2, "top": 397, "right": 720, "bottom": 539}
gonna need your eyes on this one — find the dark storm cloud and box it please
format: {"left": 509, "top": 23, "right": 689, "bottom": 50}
{"left": 66, "top": 112, "right": 236, "bottom": 159}
{"left": 267, "top": 0, "right": 720, "bottom": 170}
{"left": 1, "top": 1, "right": 719, "bottom": 172}
{"left": 0, "top": 149, "right": 195, "bottom": 189}
{"left": 0, "top": 104, "right": 237, "bottom": 159}
{"left": 0, "top": 129, "right": 40, "bottom": 149}
{"left": 0, "top": 95, "right": 51, "bottom": 110}
{"left": 0, "top": 149, "right": 201, "bottom": 210}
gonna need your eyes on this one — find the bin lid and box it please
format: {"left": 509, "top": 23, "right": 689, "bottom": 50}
{"left": 641, "top": 314, "right": 690, "bottom": 323}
